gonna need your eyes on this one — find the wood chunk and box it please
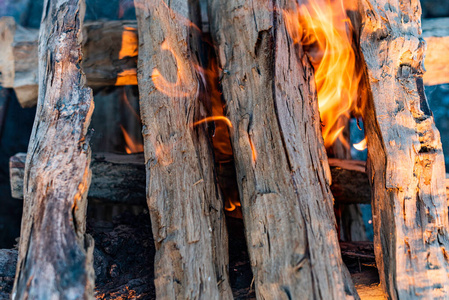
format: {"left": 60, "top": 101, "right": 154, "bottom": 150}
{"left": 208, "top": 1, "right": 358, "bottom": 299}
{"left": 0, "top": 17, "right": 138, "bottom": 107}
{"left": 12, "top": 0, "right": 95, "bottom": 298}
{"left": 422, "top": 18, "right": 449, "bottom": 86}
{"left": 358, "top": 0, "right": 449, "bottom": 298}
{"left": 134, "top": 0, "right": 232, "bottom": 298}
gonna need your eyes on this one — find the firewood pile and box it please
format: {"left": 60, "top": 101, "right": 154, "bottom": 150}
{"left": 0, "top": 0, "right": 449, "bottom": 299}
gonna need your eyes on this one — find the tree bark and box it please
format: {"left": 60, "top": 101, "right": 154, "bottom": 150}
{"left": 358, "top": 0, "right": 449, "bottom": 298}
{"left": 0, "top": 17, "right": 138, "bottom": 108}
{"left": 208, "top": 1, "right": 358, "bottom": 299}
{"left": 11, "top": 0, "right": 95, "bottom": 298}
{"left": 134, "top": 0, "right": 232, "bottom": 299}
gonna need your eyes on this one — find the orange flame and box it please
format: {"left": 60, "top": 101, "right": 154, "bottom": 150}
{"left": 120, "top": 125, "right": 144, "bottom": 154}
{"left": 119, "top": 89, "right": 144, "bottom": 154}
{"left": 284, "top": 0, "right": 364, "bottom": 150}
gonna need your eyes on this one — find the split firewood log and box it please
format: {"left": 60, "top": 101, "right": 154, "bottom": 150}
{"left": 358, "top": 0, "right": 449, "bottom": 298}
{"left": 0, "top": 17, "right": 137, "bottom": 108}
{"left": 12, "top": 0, "right": 95, "bottom": 298}
{"left": 208, "top": 0, "right": 359, "bottom": 299}
{"left": 134, "top": 0, "right": 232, "bottom": 298}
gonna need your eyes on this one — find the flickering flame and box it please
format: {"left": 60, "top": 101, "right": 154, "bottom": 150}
{"left": 120, "top": 125, "right": 144, "bottom": 154}
{"left": 193, "top": 116, "right": 233, "bottom": 129}
{"left": 353, "top": 137, "right": 367, "bottom": 151}
{"left": 195, "top": 58, "right": 240, "bottom": 213}
{"left": 284, "top": 0, "right": 364, "bottom": 150}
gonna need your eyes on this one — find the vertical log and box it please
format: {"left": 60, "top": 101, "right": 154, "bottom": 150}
{"left": 134, "top": 0, "right": 232, "bottom": 299}
{"left": 208, "top": 1, "right": 358, "bottom": 299}
{"left": 11, "top": 0, "right": 95, "bottom": 298}
{"left": 358, "top": 0, "right": 449, "bottom": 298}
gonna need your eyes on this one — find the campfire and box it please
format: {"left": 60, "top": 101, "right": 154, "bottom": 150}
{"left": 1, "top": 0, "right": 449, "bottom": 299}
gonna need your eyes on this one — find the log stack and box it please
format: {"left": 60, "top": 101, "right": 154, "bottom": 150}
{"left": 6, "top": 0, "right": 449, "bottom": 299}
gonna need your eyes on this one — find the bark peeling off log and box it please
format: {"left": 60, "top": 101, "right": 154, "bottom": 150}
{"left": 134, "top": 0, "right": 232, "bottom": 299}
{"left": 359, "top": 0, "right": 449, "bottom": 298}
{"left": 12, "top": 0, "right": 95, "bottom": 299}
{"left": 208, "top": 1, "right": 358, "bottom": 299}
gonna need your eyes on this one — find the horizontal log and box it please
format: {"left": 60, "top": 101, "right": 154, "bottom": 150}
{"left": 422, "top": 18, "right": 449, "bottom": 86}
{"left": 328, "top": 158, "right": 371, "bottom": 204}
{"left": 0, "top": 17, "right": 137, "bottom": 107}
{"left": 11, "top": 154, "right": 449, "bottom": 206}
{"left": 328, "top": 159, "right": 449, "bottom": 205}
{"left": 0, "top": 17, "right": 446, "bottom": 108}
{"left": 10, "top": 152, "right": 145, "bottom": 204}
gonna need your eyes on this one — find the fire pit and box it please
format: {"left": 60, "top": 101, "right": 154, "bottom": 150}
{"left": 1, "top": 0, "right": 449, "bottom": 299}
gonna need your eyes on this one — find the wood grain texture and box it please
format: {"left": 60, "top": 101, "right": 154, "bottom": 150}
{"left": 208, "top": 1, "right": 358, "bottom": 299}
{"left": 11, "top": 0, "right": 95, "bottom": 298}
{"left": 0, "top": 17, "right": 138, "bottom": 107}
{"left": 134, "top": 0, "right": 232, "bottom": 298}
{"left": 359, "top": 0, "right": 449, "bottom": 298}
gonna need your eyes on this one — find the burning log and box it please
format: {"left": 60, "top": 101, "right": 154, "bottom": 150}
{"left": 10, "top": 152, "right": 146, "bottom": 204}
{"left": 358, "top": 0, "right": 449, "bottom": 298}
{"left": 11, "top": 0, "right": 95, "bottom": 298}
{"left": 134, "top": 0, "right": 232, "bottom": 298}
{"left": 207, "top": 1, "right": 358, "bottom": 299}
{"left": 0, "top": 17, "right": 137, "bottom": 108}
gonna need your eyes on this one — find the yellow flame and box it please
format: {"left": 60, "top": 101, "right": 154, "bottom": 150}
{"left": 192, "top": 116, "right": 233, "bottom": 129}
{"left": 284, "top": 0, "right": 364, "bottom": 149}
{"left": 353, "top": 137, "right": 367, "bottom": 151}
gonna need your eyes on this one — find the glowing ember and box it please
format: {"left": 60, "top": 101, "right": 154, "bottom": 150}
{"left": 284, "top": 0, "right": 364, "bottom": 150}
